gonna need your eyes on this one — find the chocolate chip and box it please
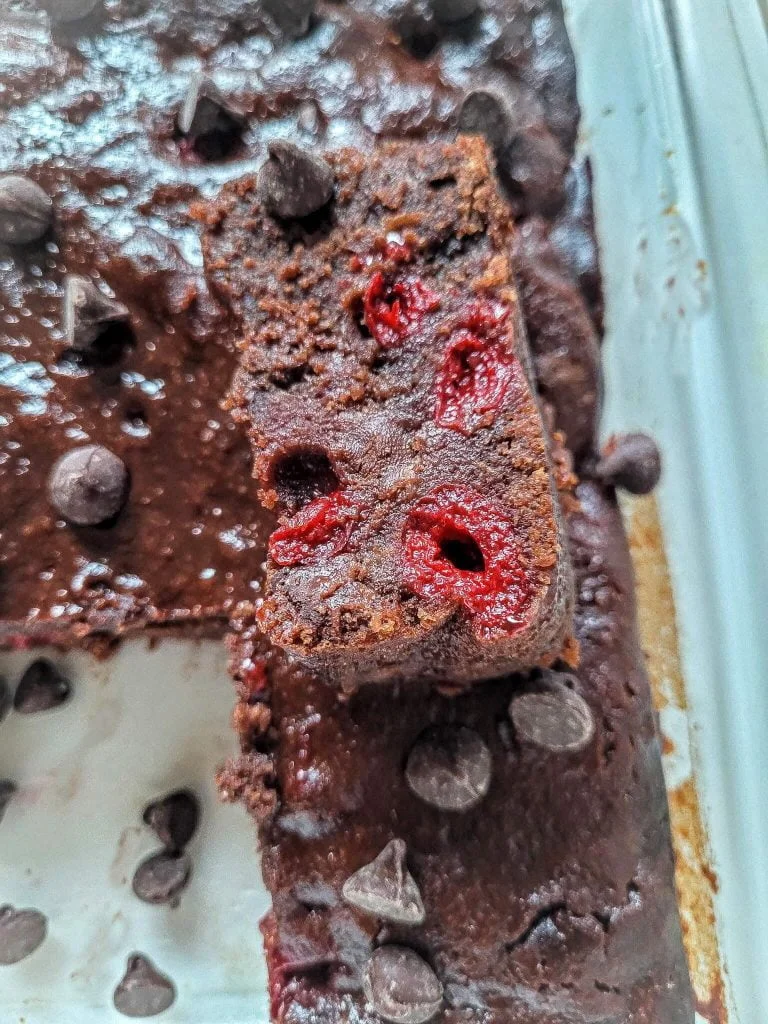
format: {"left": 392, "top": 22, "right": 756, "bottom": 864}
{"left": 0, "top": 678, "right": 10, "bottom": 724}
{"left": 0, "top": 905, "right": 47, "bottom": 965}
{"left": 594, "top": 433, "right": 662, "bottom": 495}
{"left": 0, "top": 781, "right": 17, "bottom": 825}
{"left": 429, "top": 0, "right": 478, "bottom": 23}
{"left": 405, "top": 725, "right": 491, "bottom": 812}
{"left": 257, "top": 141, "right": 334, "bottom": 220}
{"left": 132, "top": 851, "right": 191, "bottom": 906}
{"left": 178, "top": 74, "right": 244, "bottom": 153}
{"left": 0, "top": 175, "right": 53, "bottom": 245}
{"left": 363, "top": 945, "right": 443, "bottom": 1024}
{"left": 510, "top": 677, "right": 595, "bottom": 753}
{"left": 63, "top": 275, "right": 130, "bottom": 353}
{"left": 142, "top": 790, "right": 199, "bottom": 852}
{"left": 13, "top": 658, "right": 71, "bottom": 714}
{"left": 48, "top": 444, "right": 129, "bottom": 526}
{"left": 113, "top": 954, "right": 176, "bottom": 1017}
{"left": 343, "top": 839, "right": 425, "bottom": 926}
{"left": 457, "top": 88, "right": 512, "bottom": 154}
{"left": 41, "top": 0, "right": 101, "bottom": 22}
{"left": 262, "top": 0, "right": 316, "bottom": 39}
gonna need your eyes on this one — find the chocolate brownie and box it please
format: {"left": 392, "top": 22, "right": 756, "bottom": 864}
{"left": 1, "top": 2, "right": 691, "bottom": 1022}
{"left": 222, "top": 482, "right": 693, "bottom": 1023}
{"left": 0, "top": 0, "right": 598, "bottom": 647}
{"left": 202, "top": 138, "right": 574, "bottom": 686}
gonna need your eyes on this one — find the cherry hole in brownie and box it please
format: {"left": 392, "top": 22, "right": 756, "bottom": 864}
{"left": 269, "top": 445, "right": 340, "bottom": 511}
{"left": 403, "top": 484, "right": 536, "bottom": 637}
{"left": 435, "top": 301, "right": 522, "bottom": 434}
{"left": 268, "top": 492, "right": 358, "bottom": 568}
{"left": 362, "top": 271, "right": 440, "bottom": 348}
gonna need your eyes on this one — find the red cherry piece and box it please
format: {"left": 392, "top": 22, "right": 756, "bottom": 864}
{"left": 435, "top": 301, "right": 521, "bottom": 434}
{"left": 363, "top": 271, "right": 439, "bottom": 348}
{"left": 403, "top": 484, "right": 536, "bottom": 637}
{"left": 382, "top": 240, "right": 412, "bottom": 263}
{"left": 269, "top": 493, "right": 357, "bottom": 567}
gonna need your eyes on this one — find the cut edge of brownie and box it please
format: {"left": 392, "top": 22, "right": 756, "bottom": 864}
{"left": 202, "top": 138, "right": 576, "bottom": 688}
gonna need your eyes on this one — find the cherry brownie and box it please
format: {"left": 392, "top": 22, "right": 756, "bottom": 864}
{"left": 221, "top": 482, "right": 693, "bottom": 1023}
{"left": 203, "top": 138, "right": 574, "bottom": 686}
{"left": 0, "top": 0, "right": 599, "bottom": 648}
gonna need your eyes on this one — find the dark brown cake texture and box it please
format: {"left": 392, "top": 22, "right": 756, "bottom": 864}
{"left": 202, "top": 137, "right": 575, "bottom": 687}
{"left": 222, "top": 482, "right": 693, "bottom": 1024}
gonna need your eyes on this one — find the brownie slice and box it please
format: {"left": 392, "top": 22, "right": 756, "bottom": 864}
{"left": 221, "top": 481, "right": 693, "bottom": 1023}
{"left": 203, "top": 138, "right": 574, "bottom": 686}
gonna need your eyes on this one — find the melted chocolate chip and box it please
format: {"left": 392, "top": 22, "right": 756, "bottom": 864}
{"left": 48, "top": 444, "right": 129, "bottom": 526}
{"left": 142, "top": 790, "right": 199, "bottom": 852}
{"left": 363, "top": 945, "right": 443, "bottom": 1024}
{"left": 41, "top": 0, "right": 101, "bottom": 22}
{"left": 457, "top": 88, "right": 511, "bottom": 154}
{"left": 257, "top": 141, "right": 334, "bottom": 220}
{"left": 178, "top": 74, "right": 244, "bottom": 155}
{"left": 0, "top": 905, "right": 47, "bottom": 965}
{"left": 0, "top": 175, "right": 53, "bottom": 245}
{"left": 113, "top": 954, "right": 176, "bottom": 1018}
{"left": 0, "top": 781, "right": 17, "bottom": 825}
{"left": 510, "top": 677, "right": 595, "bottom": 753}
{"left": 405, "top": 725, "right": 491, "bottom": 812}
{"left": 430, "top": 0, "right": 478, "bottom": 24}
{"left": 342, "top": 839, "right": 425, "bottom": 926}
{"left": 63, "top": 275, "right": 130, "bottom": 353}
{"left": 594, "top": 433, "right": 662, "bottom": 495}
{"left": 132, "top": 851, "right": 191, "bottom": 906}
{"left": 13, "top": 658, "right": 71, "bottom": 714}
{"left": 263, "top": 0, "right": 316, "bottom": 39}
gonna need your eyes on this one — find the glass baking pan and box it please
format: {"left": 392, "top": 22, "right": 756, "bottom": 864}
{"left": 2, "top": 0, "right": 764, "bottom": 1020}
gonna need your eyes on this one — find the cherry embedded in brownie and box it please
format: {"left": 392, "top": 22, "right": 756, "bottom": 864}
{"left": 203, "top": 138, "right": 574, "bottom": 686}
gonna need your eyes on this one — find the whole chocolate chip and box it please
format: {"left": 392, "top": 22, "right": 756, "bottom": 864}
{"left": 132, "top": 851, "right": 191, "bottom": 906}
{"left": 0, "top": 175, "right": 53, "bottom": 245}
{"left": 257, "top": 141, "right": 334, "bottom": 220}
{"left": 405, "top": 725, "right": 491, "bottom": 812}
{"left": 48, "top": 444, "right": 129, "bottom": 526}
{"left": 41, "top": 0, "right": 101, "bottom": 22}
{"left": 342, "top": 839, "right": 425, "bottom": 926}
{"left": 594, "top": 433, "right": 662, "bottom": 495}
{"left": 142, "top": 789, "right": 199, "bottom": 852}
{"left": 510, "top": 677, "right": 595, "bottom": 753}
{"left": 178, "top": 74, "right": 244, "bottom": 144}
{"left": 430, "top": 0, "right": 478, "bottom": 23}
{"left": 0, "top": 781, "right": 17, "bottom": 825}
{"left": 457, "top": 88, "right": 512, "bottom": 154}
{"left": 0, "top": 905, "right": 47, "bottom": 965}
{"left": 13, "top": 658, "right": 71, "bottom": 714}
{"left": 0, "top": 678, "right": 10, "bottom": 724}
{"left": 113, "top": 954, "right": 176, "bottom": 1018}
{"left": 63, "top": 275, "right": 130, "bottom": 353}
{"left": 363, "top": 945, "right": 443, "bottom": 1024}
{"left": 262, "top": 0, "right": 316, "bottom": 39}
